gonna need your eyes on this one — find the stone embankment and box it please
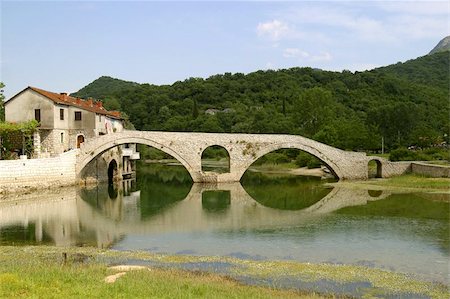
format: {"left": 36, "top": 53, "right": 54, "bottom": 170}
{"left": 0, "top": 150, "right": 77, "bottom": 196}
{"left": 411, "top": 162, "right": 450, "bottom": 178}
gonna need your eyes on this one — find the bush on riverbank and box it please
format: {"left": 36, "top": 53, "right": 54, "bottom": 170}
{"left": 389, "top": 147, "right": 449, "bottom": 162}
{"left": 295, "top": 152, "right": 322, "bottom": 169}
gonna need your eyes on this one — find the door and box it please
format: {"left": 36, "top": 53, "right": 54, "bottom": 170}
{"left": 76, "top": 135, "right": 85, "bottom": 148}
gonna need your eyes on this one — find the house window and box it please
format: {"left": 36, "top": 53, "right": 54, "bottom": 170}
{"left": 60, "top": 109, "right": 64, "bottom": 120}
{"left": 75, "top": 111, "right": 82, "bottom": 121}
{"left": 60, "top": 133, "right": 64, "bottom": 143}
{"left": 34, "top": 109, "right": 41, "bottom": 122}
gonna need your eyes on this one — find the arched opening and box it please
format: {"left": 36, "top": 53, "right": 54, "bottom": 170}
{"left": 78, "top": 140, "right": 194, "bottom": 184}
{"left": 243, "top": 148, "right": 336, "bottom": 179}
{"left": 201, "top": 145, "right": 230, "bottom": 173}
{"left": 137, "top": 145, "right": 192, "bottom": 182}
{"left": 107, "top": 159, "right": 118, "bottom": 184}
{"left": 76, "top": 135, "right": 85, "bottom": 148}
{"left": 240, "top": 148, "right": 336, "bottom": 210}
{"left": 368, "top": 159, "right": 382, "bottom": 178}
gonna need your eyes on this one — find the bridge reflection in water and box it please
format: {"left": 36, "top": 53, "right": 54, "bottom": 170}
{"left": 1, "top": 169, "right": 448, "bottom": 284}
{"left": 0, "top": 179, "right": 389, "bottom": 249}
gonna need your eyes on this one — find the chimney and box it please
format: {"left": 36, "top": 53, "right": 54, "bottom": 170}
{"left": 95, "top": 101, "right": 103, "bottom": 109}
{"left": 76, "top": 98, "right": 82, "bottom": 105}
{"left": 87, "top": 98, "right": 93, "bottom": 107}
{"left": 60, "top": 92, "right": 68, "bottom": 100}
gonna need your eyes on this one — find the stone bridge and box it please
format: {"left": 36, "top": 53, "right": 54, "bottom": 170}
{"left": 76, "top": 130, "right": 405, "bottom": 182}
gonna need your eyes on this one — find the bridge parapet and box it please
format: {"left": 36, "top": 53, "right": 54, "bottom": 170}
{"left": 76, "top": 130, "right": 374, "bottom": 182}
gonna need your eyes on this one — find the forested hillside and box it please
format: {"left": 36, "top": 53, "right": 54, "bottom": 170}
{"left": 73, "top": 51, "right": 449, "bottom": 152}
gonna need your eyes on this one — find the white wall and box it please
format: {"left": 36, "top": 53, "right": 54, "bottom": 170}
{"left": 53, "top": 104, "right": 69, "bottom": 129}
{"left": 5, "top": 89, "right": 55, "bottom": 129}
{"left": 0, "top": 150, "right": 77, "bottom": 192}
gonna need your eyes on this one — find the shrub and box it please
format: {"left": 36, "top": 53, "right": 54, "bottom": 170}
{"left": 389, "top": 148, "right": 420, "bottom": 161}
{"left": 295, "top": 152, "right": 322, "bottom": 168}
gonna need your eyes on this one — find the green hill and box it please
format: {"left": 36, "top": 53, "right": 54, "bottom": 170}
{"left": 375, "top": 51, "right": 449, "bottom": 90}
{"left": 72, "top": 76, "right": 139, "bottom": 100}
{"left": 74, "top": 52, "right": 449, "bottom": 152}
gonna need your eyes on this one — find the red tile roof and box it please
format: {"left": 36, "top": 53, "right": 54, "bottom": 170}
{"left": 8, "top": 86, "right": 123, "bottom": 120}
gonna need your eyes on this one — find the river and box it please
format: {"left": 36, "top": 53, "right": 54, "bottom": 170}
{"left": 0, "top": 163, "right": 448, "bottom": 286}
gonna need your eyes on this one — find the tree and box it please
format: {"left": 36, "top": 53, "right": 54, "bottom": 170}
{"left": 293, "top": 87, "right": 336, "bottom": 136}
{"left": 0, "top": 82, "right": 5, "bottom": 121}
{"left": 192, "top": 99, "right": 199, "bottom": 119}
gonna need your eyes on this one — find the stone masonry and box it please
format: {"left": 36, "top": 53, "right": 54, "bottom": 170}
{"left": 1, "top": 130, "right": 416, "bottom": 193}
{"left": 76, "top": 130, "right": 408, "bottom": 182}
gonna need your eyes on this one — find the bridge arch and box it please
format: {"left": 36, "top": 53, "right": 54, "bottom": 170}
{"left": 76, "top": 136, "right": 196, "bottom": 180}
{"left": 237, "top": 142, "right": 344, "bottom": 180}
{"left": 201, "top": 145, "right": 230, "bottom": 173}
{"left": 368, "top": 158, "right": 382, "bottom": 178}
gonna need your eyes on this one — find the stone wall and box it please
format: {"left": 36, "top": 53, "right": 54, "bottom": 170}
{"left": 411, "top": 162, "right": 450, "bottom": 178}
{"left": 0, "top": 150, "right": 77, "bottom": 195}
{"left": 380, "top": 160, "right": 412, "bottom": 177}
{"left": 79, "top": 146, "right": 122, "bottom": 184}
{"left": 76, "top": 131, "right": 371, "bottom": 182}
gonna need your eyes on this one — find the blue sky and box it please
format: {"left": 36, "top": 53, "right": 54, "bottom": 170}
{"left": 1, "top": 0, "right": 449, "bottom": 99}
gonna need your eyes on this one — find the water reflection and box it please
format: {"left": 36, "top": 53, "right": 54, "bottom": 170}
{"left": 202, "top": 191, "right": 231, "bottom": 214}
{"left": 241, "top": 172, "right": 334, "bottom": 210}
{"left": 0, "top": 164, "right": 448, "bottom": 283}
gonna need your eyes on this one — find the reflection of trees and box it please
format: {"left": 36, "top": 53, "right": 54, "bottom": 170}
{"left": 202, "top": 191, "right": 231, "bottom": 213}
{"left": 241, "top": 171, "right": 332, "bottom": 210}
{"left": 135, "top": 164, "right": 192, "bottom": 219}
{"left": 137, "top": 163, "right": 192, "bottom": 183}
{"left": 0, "top": 224, "right": 52, "bottom": 245}
{"left": 335, "top": 193, "right": 450, "bottom": 254}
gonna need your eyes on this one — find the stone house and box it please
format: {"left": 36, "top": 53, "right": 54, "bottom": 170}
{"left": 5, "top": 86, "right": 139, "bottom": 182}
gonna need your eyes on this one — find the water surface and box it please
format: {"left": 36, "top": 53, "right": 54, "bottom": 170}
{"left": 0, "top": 164, "right": 448, "bottom": 285}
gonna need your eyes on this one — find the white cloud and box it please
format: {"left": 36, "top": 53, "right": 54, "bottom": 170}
{"left": 283, "top": 48, "right": 332, "bottom": 62}
{"left": 283, "top": 48, "right": 309, "bottom": 59}
{"left": 257, "top": 19, "right": 291, "bottom": 41}
{"left": 272, "top": 2, "right": 448, "bottom": 43}
{"left": 311, "top": 51, "right": 332, "bottom": 62}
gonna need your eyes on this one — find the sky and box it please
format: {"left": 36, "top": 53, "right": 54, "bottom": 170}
{"left": 1, "top": 0, "right": 449, "bottom": 99}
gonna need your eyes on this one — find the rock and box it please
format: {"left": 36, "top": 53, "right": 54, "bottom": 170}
{"left": 104, "top": 272, "right": 126, "bottom": 283}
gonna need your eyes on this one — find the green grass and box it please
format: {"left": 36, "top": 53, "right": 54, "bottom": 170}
{"left": 249, "top": 162, "right": 298, "bottom": 171}
{"left": 368, "top": 153, "right": 390, "bottom": 159}
{"left": 0, "top": 246, "right": 321, "bottom": 299}
{"left": 0, "top": 246, "right": 447, "bottom": 298}
{"left": 332, "top": 174, "right": 450, "bottom": 192}
{"left": 366, "top": 174, "right": 450, "bottom": 190}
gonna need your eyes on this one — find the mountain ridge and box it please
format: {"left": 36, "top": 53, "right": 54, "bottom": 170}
{"left": 429, "top": 36, "right": 450, "bottom": 55}
{"left": 72, "top": 50, "right": 449, "bottom": 152}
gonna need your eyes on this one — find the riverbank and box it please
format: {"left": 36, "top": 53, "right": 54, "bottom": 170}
{"left": 146, "top": 159, "right": 328, "bottom": 178}
{"left": 328, "top": 174, "right": 450, "bottom": 194}
{"left": 0, "top": 246, "right": 447, "bottom": 298}
{"left": 249, "top": 164, "right": 326, "bottom": 177}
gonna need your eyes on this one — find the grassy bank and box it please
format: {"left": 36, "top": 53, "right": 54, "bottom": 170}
{"left": 0, "top": 246, "right": 320, "bottom": 299}
{"left": 0, "top": 246, "right": 447, "bottom": 298}
{"left": 331, "top": 174, "right": 450, "bottom": 193}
